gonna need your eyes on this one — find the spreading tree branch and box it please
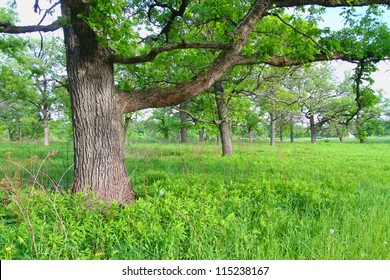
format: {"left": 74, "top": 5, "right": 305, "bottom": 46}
{"left": 111, "top": 42, "right": 231, "bottom": 64}
{"left": 116, "top": 0, "right": 271, "bottom": 112}
{"left": 0, "top": 20, "right": 62, "bottom": 34}
{"left": 272, "top": 0, "right": 390, "bottom": 8}
{"left": 236, "top": 52, "right": 351, "bottom": 67}
{"left": 158, "top": 0, "right": 189, "bottom": 42}
{"left": 37, "top": 1, "right": 61, "bottom": 26}
{"left": 173, "top": 107, "right": 222, "bottom": 125}
{"left": 269, "top": 12, "right": 332, "bottom": 57}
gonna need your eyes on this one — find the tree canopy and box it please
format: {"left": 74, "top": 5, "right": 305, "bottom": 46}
{"left": 1, "top": 0, "right": 390, "bottom": 204}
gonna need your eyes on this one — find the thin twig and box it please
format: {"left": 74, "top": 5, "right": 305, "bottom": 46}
{"left": 270, "top": 12, "right": 332, "bottom": 57}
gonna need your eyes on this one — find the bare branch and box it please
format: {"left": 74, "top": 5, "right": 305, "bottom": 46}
{"left": 37, "top": 1, "right": 61, "bottom": 26}
{"left": 236, "top": 89, "right": 301, "bottom": 106}
{"left": 0, "top": 20, "right": 63, "bottom": 34}
{"left": 34, "top": 0, "right": 41, "bottom": 14}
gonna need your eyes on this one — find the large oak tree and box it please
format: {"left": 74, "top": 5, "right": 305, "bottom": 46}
{"left": 1, "top": 0, "right": 389, "bottom": 205}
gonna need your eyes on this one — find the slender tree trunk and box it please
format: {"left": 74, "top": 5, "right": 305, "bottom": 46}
{"left": 279, "top": 118, "right": 283, "bottom": 143}
{"left": 42, "top": 112, "right": 49, "bottom": 146}
{"left": 289, "top": 113, "right": 294, "bottom": 142}
{"left": 163, "top": 129, "right": 169, "bottom": 140}
{"left": 335, "top": 126, "right": 343, "bottom": 142}
{"left": 43, "top": 120, "right": 49, "bottom": 146}
{"left": 18, "top": 121, "right": 22, "bottom": 143}
{"left": 214, "top": 81, "right": 233, "bottom": 156}
{"left": 199, "top": 127, "right": 205, "bottom": 142}
{"left": 179, "top": 102, "right": 188, "bottom": 143}
{"left": 310, "top": 114, "right": 316, "bottom": 144}
{"left": 249, "top": 128, "right": 254, "bottom": 142}
{"left": 62, "top": 6, "right": 135, "bottom": 204}
{"left": 270, "top": 112, "right": 276, "bottom": 146}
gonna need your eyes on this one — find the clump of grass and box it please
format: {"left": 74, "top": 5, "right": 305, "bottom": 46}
{"left": 0, "top": 151, "right": 70, "bottom": 259}
{"left": 0, "top": 140, "right": 389, "bottom": 259}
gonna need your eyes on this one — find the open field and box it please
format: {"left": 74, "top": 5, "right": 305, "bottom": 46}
{"left": 0, "top": 138, "right": 389, "bottom": 259}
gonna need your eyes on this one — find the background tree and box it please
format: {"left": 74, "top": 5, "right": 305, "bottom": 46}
{"left": 292, "top": 64, "right": 337, "bottom": 143}
{"left": 1, "top": 0, "right": 390, "bottom": 204}
{"left": 0, "top": 36, "right": 67, "bottom": 146}
{"left": 147, "top": 107, "right": 180, "bottom": 141}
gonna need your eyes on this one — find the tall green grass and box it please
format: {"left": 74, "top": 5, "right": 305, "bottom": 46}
{"left": 0, "top": 139, "right": 389, "bottom": 259}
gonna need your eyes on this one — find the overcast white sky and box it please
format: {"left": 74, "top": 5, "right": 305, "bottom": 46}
{"left": 2, "top": 0, "right": 390, "bottom": 98}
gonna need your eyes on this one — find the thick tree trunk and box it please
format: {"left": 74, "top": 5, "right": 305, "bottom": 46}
{"left": 270, "top": 112, "right": 276, "bottom": 146}
{"left": 309, "top": 114, "right": 316, "bottom": 144}
{"left": 214, "top": 81, "right": 233, "bottom": 156}
{"left": 62, "top": 6, "right": 135, "bottom": 204}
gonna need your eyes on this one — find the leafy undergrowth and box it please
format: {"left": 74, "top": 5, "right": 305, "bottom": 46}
{"left": 0, "top": 141, "right": 389, "bottom": 259}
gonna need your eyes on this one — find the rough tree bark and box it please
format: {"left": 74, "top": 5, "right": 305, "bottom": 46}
{"left": 2, "top": 0, "right": 388, "bottom": 204}
{"left": 62, "top": 3, "right": 135, "bottom": 204}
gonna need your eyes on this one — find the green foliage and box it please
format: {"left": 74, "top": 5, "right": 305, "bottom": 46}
{"left": 85, "top": 0, "right": 139, "bottom": 56}
{"left": 0, "top": 36, "right": 69, "bottom": 144}
{"left": 1, "top": 141, "right": 389, "bottom": 259}
{"left": 147, "top": 107, "right": 180, "bottom": 140}
{"left": 0, "top": 4, "right": 18, "bottom": 26}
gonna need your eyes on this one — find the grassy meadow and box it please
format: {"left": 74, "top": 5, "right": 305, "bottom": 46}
{"left": 0, "top": 138, "right": 389, "bottom": 259}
